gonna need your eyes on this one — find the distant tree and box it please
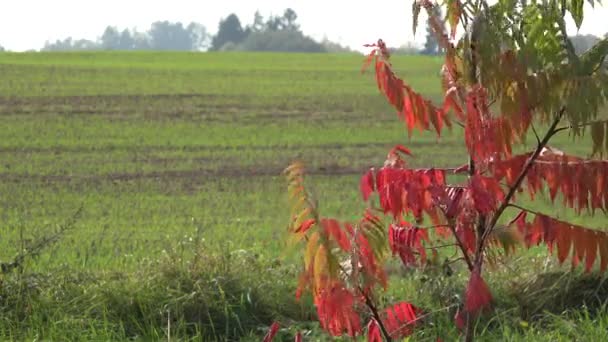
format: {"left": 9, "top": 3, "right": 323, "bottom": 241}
{"left": 390, "top": 42, "right": 420, "bottom": 55}
{"left": 422, "top": 6, "right": 443, "bottom": 55}
{"left": 149, "top": 21, "right": 192, "bottom": 50}
{"left": 186, "top": 22, "right": 209, "bottom": 50}
{"left": 211, "top": 14, "right": 247, "bottom": 50}
{"left": 118, "top": 29, "right": 135, "bottom": 50}
{"left": 570, "top": 34, "right": 600, "bottom": 54}
{"left": 101, "top": 26, "right": 121, "bottom": 49}
{"left": 131, "top": 31, "right": 152, "bottom": 50}
{"left": 42, "top": 37, "right": 99, "bottom": 51}
{"left": 239, "top": 30, "right": 325, "bottom": 52}
{"left": 250, "top": 11, "right": 265, "bottom": 33}
{"left": 282, "top": 8, "right": 299, "bottom": 31}
{"left": 320, "top": 37, "right": 354, "bottom": 53}
{"left": 0, "top": 45, "right": 5, "bottom": 52}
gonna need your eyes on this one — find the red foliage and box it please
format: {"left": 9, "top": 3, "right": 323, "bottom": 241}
{"left": 295, "top": 218, "right": 315, "bottom": 234}
{"left": 382, "top": 301, "right": 421, "bottom": 338}
{"left": 315, "top": 283, "right": 362, "bottom": 337}
{"left": 360, "top": 169, "right": 375, "bottom": 201}
{"left": 263, "top": 322, "right": 280, "bottom": 342}
{"left": 464, "top": 268, "right": 493, "bottom": 314}
{"left": 389, "top": 222, "right": 429, "bottom": 266}
{"left": 515, "top": 211, "right": 608, "bottom": 272}
{"left": 469, "top": 175, "right": 505, "bottom": 214}
{"left": 363, "top": 39, "right": 452, "bottom": 136}
{"left": 366, "top": 319, "right": 382, "bottom": 342}
{"left": 321, "top": 218, "right": 351, "bottom": 251}
{"left": 373, "top": 165, "right": 446, "bottom": 221}
{"left": 464, "top": 86, "right": 517, "bottom": 164}
{"left": 493, "top": 150, "right": 608, "bottom": 214}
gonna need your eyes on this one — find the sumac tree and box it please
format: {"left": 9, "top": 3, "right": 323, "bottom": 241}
{"left": 279, "top": 0, "right": 608, "bottom": 340}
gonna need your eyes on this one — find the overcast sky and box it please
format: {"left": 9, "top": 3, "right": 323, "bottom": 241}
{"left": 0, "top": 0, "right": 606, "bottom": 51}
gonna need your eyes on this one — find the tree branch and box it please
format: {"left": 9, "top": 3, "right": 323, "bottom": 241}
{"left": 480, "top": 107, "right": 565, "bottom": 245}
{"left": 507, "top": 203, "right": 546, "bottom": 217}
{"left": 554, "top": 119, "right": 608, "bottom": 135}
{"left": 359, "top": 285, "right": 392, "bottom": 342}
{"left": 447, "top": 220, "right": 475, "bottom": 271}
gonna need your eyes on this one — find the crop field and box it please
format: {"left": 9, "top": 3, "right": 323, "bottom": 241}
{"left": 0, "top": 51, "right": 607, "bottom": 341}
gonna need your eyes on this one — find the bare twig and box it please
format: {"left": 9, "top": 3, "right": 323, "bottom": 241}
{"left": 530, "top": 122, "right": 541, "bottom": 145}
{"left": 554, "top": 119, "right": 608, "bottom": 135}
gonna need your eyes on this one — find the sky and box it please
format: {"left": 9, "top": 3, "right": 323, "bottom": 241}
{"left": 0, "top": 0, "right": 606, "bottom": 52}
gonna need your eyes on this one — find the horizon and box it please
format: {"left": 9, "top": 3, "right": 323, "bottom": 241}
{"left": 1, "top": 0, "right": 607, "bottom": 52}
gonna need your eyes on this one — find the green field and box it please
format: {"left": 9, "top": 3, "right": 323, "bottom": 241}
{"left": 0, "top": 51, "right": 607, "bottom": 341}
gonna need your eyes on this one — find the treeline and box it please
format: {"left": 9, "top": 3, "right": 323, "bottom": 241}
{"left": 42, "top": 22, "right": 208, "bottom": 51}
{"left": 209, "top": 9, "right": 349, "bottom": 52}
{"left": 39, "top": 8, "right": 351, "bottom": 53}
{"left": 0, "top": 8, "right": 605, "bottom": 53}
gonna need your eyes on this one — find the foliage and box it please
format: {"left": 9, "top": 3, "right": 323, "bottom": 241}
{"left": 280, "top": 0, "right": 608, "bottom": 340}
{"left": 213, "top": 9, "right": 327, "bottom": 53}
{"left": 3, "top": 50, "right": 608, "bottom": 340}
{"left": 211, "top": 14, "right": 248, "bottom": 51}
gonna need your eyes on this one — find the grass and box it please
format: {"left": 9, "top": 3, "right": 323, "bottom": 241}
{"left": 0, "top": 51, "right": 606, "bottom": 341}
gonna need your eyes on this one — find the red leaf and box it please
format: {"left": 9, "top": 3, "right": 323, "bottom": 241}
{"left": 322, "top": 219, "right": 350, "bottom": 251}
{"left": 381, "top": 302, "right": 421, "bottom": 338}
{"left": 464, "top": 268, "right": 492, "bottom": 314}
{"left": 360, "top": 169, "right": 375, "bottom": 201}
{"left": 389, "top": 223, "right": 429, "bottom": 267}
{"left": 390, "top": 144, "right": 413, "bottom": 157}
{"left": 294, "top": 331, "right": 302, "bottom": 342}
{"left": 367, "top": 319, "right": 382, "bottom": 342}
{"left": 362, "top": 51, "right": 376, "bottom": 73}
{"left": 315, "top": 284, "right": 362, "bottom": 337}
{"left": 454, "top": 309, "right": 466, "bottom": 331}
{"left": 263, "top": 322, "right": 280, "bottom": 342}
{"left": 295, "top": 219, "right": 316, "bottom": 234}
{"left": 469, "top": 175, "right": 504, "bottom": 214}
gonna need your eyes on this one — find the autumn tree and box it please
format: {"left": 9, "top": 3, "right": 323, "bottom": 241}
{"left": 279, "top": 0, "right": 608, "bottom": 341}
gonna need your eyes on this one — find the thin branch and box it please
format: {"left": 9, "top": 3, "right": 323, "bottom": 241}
{"left": 480, "top": 107, "right": 566, "bottom": 245}
{"left": 447, "top": 221, "right": 475, "bottom": 271}
{"left": 530, "top": 122, "right": 541, "bottom": 145}
{"left": 412, "top": 224, "right": 453, "bottom": 230}
{"left": 359, "top": 285, "right": 392, "bottom": 342}
{"left": 507, "top": 203, "right": 546, "bottom": 217}
{"left": 424, "top": 243, "right": 459, "bottom": 250}
{"left": 554, "top": 119, "right": 608, "bottom": 135}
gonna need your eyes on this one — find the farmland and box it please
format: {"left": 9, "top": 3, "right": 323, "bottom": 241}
{"left": 0, "top": 51, "right": 607, "bottom": 341}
